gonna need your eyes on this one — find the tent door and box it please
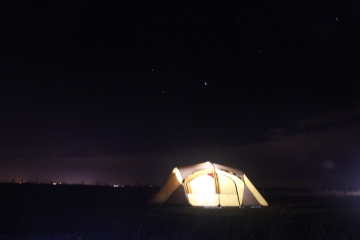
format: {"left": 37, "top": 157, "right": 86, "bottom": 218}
{"left": 218, "top": 174, "right": 240, "bottom": 206}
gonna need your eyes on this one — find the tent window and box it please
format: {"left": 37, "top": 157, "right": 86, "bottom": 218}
{"left": 188, "top": 174, "right": 215, "bottom": 194}
{"left": 218, "top": 174, "right": 237, "bottom": 194}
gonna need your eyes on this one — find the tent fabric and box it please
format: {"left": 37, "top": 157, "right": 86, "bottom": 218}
{"left": 150, "top": 161, "right": 268, "bottom": 207}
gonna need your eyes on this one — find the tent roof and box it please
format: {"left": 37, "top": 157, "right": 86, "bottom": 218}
{"left": 177, "top": 161, "right": 244, "bottom": 180}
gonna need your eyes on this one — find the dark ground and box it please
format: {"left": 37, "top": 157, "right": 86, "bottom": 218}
{"left": 1, "top": 183, "right": 360, "bottom": 239}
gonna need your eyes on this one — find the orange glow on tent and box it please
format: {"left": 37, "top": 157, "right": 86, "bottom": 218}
{"left": 150, "top": 162, "right": 268, "bottom": 207}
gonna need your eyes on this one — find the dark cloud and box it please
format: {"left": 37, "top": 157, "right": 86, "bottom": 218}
{"left": 152, "top": 107, "right": 360, "bottom": 188}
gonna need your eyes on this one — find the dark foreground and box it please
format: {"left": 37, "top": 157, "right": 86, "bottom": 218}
{"left": 1, "top": 183, "right": 360, "bottom": 240}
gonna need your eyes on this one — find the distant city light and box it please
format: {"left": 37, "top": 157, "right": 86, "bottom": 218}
{"left": 113, "top": 185, "right": 118, "bottom": 187}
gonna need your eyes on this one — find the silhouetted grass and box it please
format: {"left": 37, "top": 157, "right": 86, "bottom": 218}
{"left": 1, "top": 183, "right": 359, "bottom": 239}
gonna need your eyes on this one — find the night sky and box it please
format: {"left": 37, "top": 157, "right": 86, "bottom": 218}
{"left": 1, "top": 1, "right": 360, "bottom": 188}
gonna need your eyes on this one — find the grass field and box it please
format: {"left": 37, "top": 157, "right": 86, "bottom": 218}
{"left": 1, "top": 183, "right": 359, "bottom": 239}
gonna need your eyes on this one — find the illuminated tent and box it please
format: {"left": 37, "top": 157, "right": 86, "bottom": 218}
{"left": 150, "top": 162, "right": 268, "bottom": 207}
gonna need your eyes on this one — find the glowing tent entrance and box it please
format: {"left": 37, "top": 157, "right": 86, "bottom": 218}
{"left": 150, "top": 162, "right": 268, "bottom": 207}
